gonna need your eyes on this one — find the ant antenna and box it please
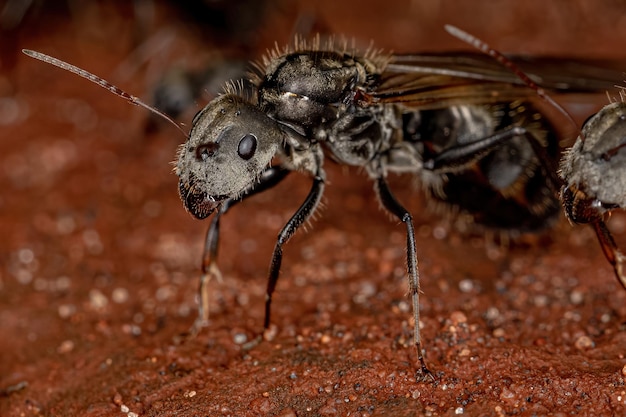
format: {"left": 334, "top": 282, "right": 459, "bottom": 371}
{"left": 22, "top": 49, "right": 188, "bottom": 137}
{"left": 444, "top": 25, "right": 580, "bottom": 135}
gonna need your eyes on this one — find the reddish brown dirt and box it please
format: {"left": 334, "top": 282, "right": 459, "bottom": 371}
{"left": 3, "top": 1, "right": 626, "bottom": 416}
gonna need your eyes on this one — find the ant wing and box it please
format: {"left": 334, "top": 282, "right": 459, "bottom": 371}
{"left": 370, "top": 72, "right": 534, "bottom": 109}
{"left": 387, "top": 53, "right": 624, "bottom": 90}
{"left": 367, "top": 52, "right": 625, "bottom": 110}
{"left": 491, "top": 56, "right": 626, "bottom": 91}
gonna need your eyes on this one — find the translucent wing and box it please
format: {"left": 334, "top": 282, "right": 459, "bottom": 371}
{"left": 366, "top": 52, "right": 625, "bottom": 110}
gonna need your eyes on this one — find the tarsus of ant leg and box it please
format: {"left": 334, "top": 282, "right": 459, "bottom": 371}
{"left": 22, "top": 49, "right": 187, "bottom": 137}
{"left": 444, "top": 25, "right": 579, "bottom": 133}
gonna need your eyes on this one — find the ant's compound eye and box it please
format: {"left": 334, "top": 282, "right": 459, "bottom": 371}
{"left": 195, "top": 143, "right": 219, "bottom": 161}
{"left": 237, "top": 134, "right": 257, "bottom": 160}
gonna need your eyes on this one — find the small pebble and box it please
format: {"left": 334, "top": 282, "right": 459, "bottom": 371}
{"left": 57, "top": 340, "right": 75, "bottom": 354}
{"left": 112, "top": 287, "right": 129, "bottom": 303}
{"left": 433, "top": 226, "right": 447, "bottom": 240}
{"left": 449, "top": 311, "right": 467, "bottom": 325}
{"left": 58, "top": 304, "right": 76, "bottom": 319}
{"left": 458, "top": 279, "right": 474, "bottom": 293}
{"left": 89, "top": 289, "right": 108, "bottom": 310}
{"left": 485, "top": 307, "right": 500, "bottom": 321}
{"left": 263, "top": 324, "right": 278, "bottom": 341}
{"left": 570, "top": 289, "right": 584, "bottom": 305}
{"left": 276, "top": 409, "right": 297, "bottom": 417}
{"left": 18, "top": 248, "right": 35, "bottom": 264}
{"left": 493, "top": 328, "right": 506, "bottom": 338}
{"left": 574, "top": 335, "right": 595, "bottom": 350}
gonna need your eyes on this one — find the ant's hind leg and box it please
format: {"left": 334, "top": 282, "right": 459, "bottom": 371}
{"left": 424, "top": 126, "right": 562, "bottom": 191}
{"left": 374, "top": 175, "right": 433, "bottom": 381}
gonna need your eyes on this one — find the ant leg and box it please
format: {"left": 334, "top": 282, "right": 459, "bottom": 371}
{"left": 257, "top": 176, "right": 325, "bottom": 341}
{"left": 375, "top": 176, "right": 433, "bottom": 381}
{"left": 423, "top": 126, "right": 562, "bottom": 190}
{"left": 188, "top": 166, "right": 290, "bottom": 337}
{"left": 592, "top": 220, "right": 626, "bottom": 289}
{"left": 189, "top": 204, "right": 228, "bottom": 337}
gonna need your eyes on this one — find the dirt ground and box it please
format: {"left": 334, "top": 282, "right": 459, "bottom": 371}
{"left": 3, "top": 1, "right": 626, "bottom": 416}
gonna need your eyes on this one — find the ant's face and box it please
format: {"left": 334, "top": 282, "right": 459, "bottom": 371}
{"left": 175, "top": 94, "right": 284, "bottom": 219}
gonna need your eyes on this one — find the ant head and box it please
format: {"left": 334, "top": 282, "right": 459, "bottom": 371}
{"left": 560, "top": 101, "right": 626, "bottom": 223}
{"left": 176, "top": 94, "right": 284, "bottom": 219}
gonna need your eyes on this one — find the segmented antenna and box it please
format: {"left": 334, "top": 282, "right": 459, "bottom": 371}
{"left": 22, "top": 49, "right": 187, "bottom": 137}
{"left": 444, "top": 25, "right": 579, "bottom": 132}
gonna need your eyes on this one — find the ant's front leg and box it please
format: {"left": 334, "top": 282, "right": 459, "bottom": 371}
{"left": 592, "top": 219, "right": 626, "bottom": 289}
{"left": 562, "top": 184, "right": 626, "bottom": 290}
{"left": 242, "top": 171, "right": 326, "bottom": 349}
{"left": 188, "top": 166, "right": 291, "bottom": 338}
